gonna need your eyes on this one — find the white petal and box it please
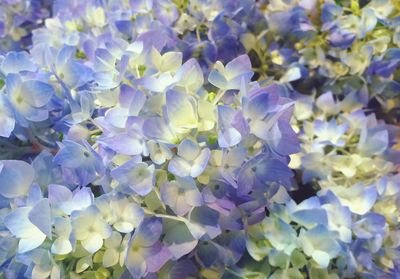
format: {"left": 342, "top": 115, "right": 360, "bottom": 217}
{"left": 18, "top": 233, "right": 46, "bottom": 253}
{"left": 114, "top": 222, "right": 134, "bottom": 233}
{"left": 103, "top": 249, "right": 119, "bottom": 267}
{"left": 51, "top": 238, "right": 73, "bottom": 255}
{"left": 312, "top": 250, "right": 330, "bottom": 268}
{"left": 81, "top": 233, "right": 103, "bottom": 254}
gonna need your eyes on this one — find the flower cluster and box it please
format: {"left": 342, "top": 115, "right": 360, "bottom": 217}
{"left": 0, "top": 0, "right": 51, "bottom": 52}
{"left": 292, "top": 91, "right": 400, "bottom": 188}
{"left": 0, "top": 0, "right": 399, "bottom": 278}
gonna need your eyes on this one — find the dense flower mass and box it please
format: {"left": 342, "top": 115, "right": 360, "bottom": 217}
{"left": 0, "top": 0, "right": 399, "bottom": 278}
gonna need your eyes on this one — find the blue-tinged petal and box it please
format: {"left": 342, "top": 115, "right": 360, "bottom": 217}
{"left": 166, "top": 90, "right": 198, "bottom": 133}
{"left": 5, "top": 73, "right": 22, "bottom": 99}
{"left": 218, "top": 128, "right": 242, "bottom": 148}
{"left": 4, "top": 207, "right": 35, "bottom": 238}
{"left": 19, "top": 105, "right": 48, "bottom": 122}
{"left": 184, "top": 189, "right": 203, "bottom": 207}
{"left": 267, "top": 121, "right": 300, "bottom": 155}
{"left": 191, "top": 148, "right": 211, "bottom": 178}
{"left": 254, "top": 156, "right": 295, "bottom": 187}
{"left": 26, "top": 184, "right": 43, "bottom": 207}
{"left": 217, "top": 231, "right": 246, "bottom": 265}
{"left": 145, "top": 242, "right": 172, "bottom": 273}
{"left": 4, "top": 207, "right": 46, "bottom": 253}
{"left": 131, "top": 0, "right": 153, "bottom": 13}
{"left": 143, "top": 117, "right": 176, "bottom": 143}
{"left": 225, "top": 55, "right": 252, "bottom": 79}
{"left": 1, "top": 52, "right": 37, "bottom": 74}
{"left": 328, "top": 185, "right": 378, "bottom": 215}
{"left": 147, "top": 140, "right": 173, "bottom": 165}
{"left": 174, "top": 58, "right": 204, "bottom": 92}
{"left": 48, "top": 184, "right": 72, "bottom": 205}
{"left": 99, "top": 134, "right": 144, "bottom": 155}
{"left": 291, "top": 209, "right": 328, "bottom": 228}
{"left": 177, "top": 139, "right": 200, "bottom": 161}
{"left": 0, "top": 160, "right": 34, "bottom": 198}
{"left": 163, "top": 221, "right": 198, "bottom": 259}
{"left": 28, "top": 198, "right": 52, "bottom": 238}
{"left": 263, "top": 218, "right": 297, "bottom": 254}
{"left": 298, "top": 225, "right": 341, "bottom": 268}
{"left": 135, "top": 217, "right": 163, "bottom": 247}
{"left": 94, "top": 48, "right": 116, "bottom": 72}
{"left": 208, "top": 69, "right": 227, "bottom": 89}
{"left": 32, "top": 151, "right": 62, "bottom": 189}
{"left": 112, "top": 161, "right": 155, "bottom": 196}
{"left": 60, "top": 187, "right": 93, "bottom": 215}
{"left": 228, "top": 72, "right": 254, "bottom": 90}
{"left": 357, "top": 128, "right": 388, "bottom": 156}
{"left": 250, "top": 119, "right": 273, "bottom": 141}
{"left": 159, "top": 180, "right": 178, "bottom": 202}
{"left": 59, "top": 60, "right": 93, "bottom": 88}
{"left": 127, "top": 88, "right": 146, "bottom": 116}
{"left": 168, "top": 157, "right": 192, "bottom": 177}
{"left": 93, "top": 71, "right": 119, "bottom": 89}
{"left": 0, "top": 95, "right": 15, "bottom": 137}
{"left": 238, "top": 155, "right": 294, "bottom": 196}
{"left": 169, "top": 259, "right": 198, "bottom": 279}
{"left": 244, "top": 90, "right": 279, "bottom": 120}
{"left": 48, "top": 184, "right": 93, "bottom": 215}
{"left": 54, "top": 140, "right": 104, "bottom": 186}
{"left": 55, "top": 45, "right": 76, "bottom": 69}
{"left": 197, "top": 240, "right": 219, "bottom": 267}
{"left": 104, "top": 107, "right": 129, "bottom": 128}
{"left": 352, "top": 213, "right": 386, "bottom": 239}
{"left": 360, "top": 8, "right": 377, "bottom": 36}
{"left": 53, "top": 141, "right": 85, "bottom": 168}
{"left": 174, "top": 196, "right": 192, "bottom": 217}
{"left": 217, "top": 106, "right": 242, "bottom": 148}
{"left": 21, "top": 80, "right": 54, "bottom": 107}
{"left": 125, "top": 251, "right": 146, "bottom": 279}
{"left": 140, "top": 73, "right": 174, "bottom": 92}
{"left": 189, "top": 206, "right": 221, "bottom": 239}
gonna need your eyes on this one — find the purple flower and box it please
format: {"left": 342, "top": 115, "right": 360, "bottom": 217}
{"left": 125, "top": 218, "right": 172, "bottom": 278}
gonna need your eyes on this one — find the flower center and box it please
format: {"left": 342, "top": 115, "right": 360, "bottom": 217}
{"left": 16, "top": 96, "right": 23, "bottom": 104}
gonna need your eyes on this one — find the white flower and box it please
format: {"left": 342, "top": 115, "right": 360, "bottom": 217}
{"left": 72, "top": 206, "right": 112, "bottom": 254}
{"left": 103, "top": 231, "right": 130, "bottom": 267}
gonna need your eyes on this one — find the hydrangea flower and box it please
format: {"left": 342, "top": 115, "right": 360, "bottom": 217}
{"left": 71, "top": 205, "right": 112, "bottom": 253}
{"left": 111, "top": 159, "right": 155, "bottom": 196}
{"left": 0, "top": 0, "right": 399, "bottom": 278}
{"left": 4, "top": 199, "right": 51, "bottom": 253}
{"left": 5, "top": 74, "right": 54, "bottom": 126}
{"left": 160, "top": 177, "right": 203, "bottom": 216}
{"left": 168, "top": 139, "right": 211, "bottom": 178}
{"left": 53, "top": 140, "right": 105, "bottom": 186}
